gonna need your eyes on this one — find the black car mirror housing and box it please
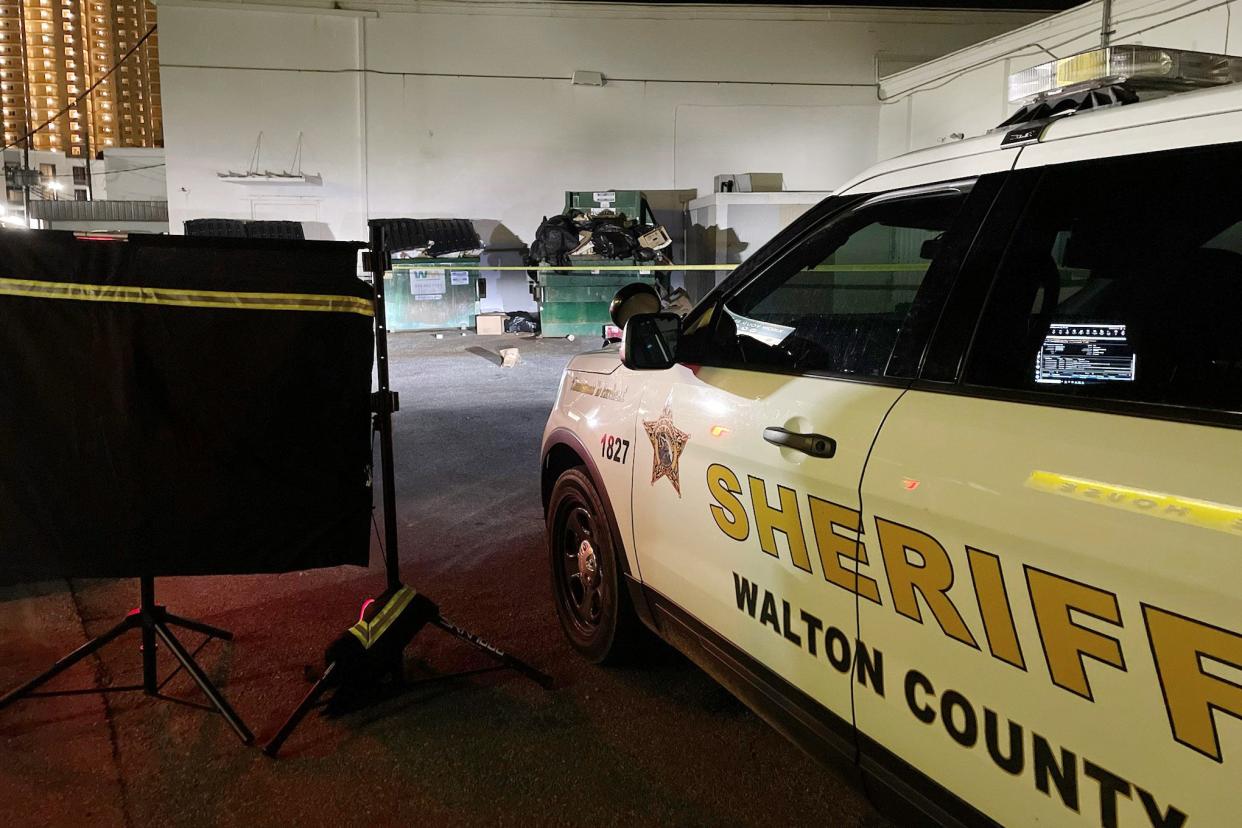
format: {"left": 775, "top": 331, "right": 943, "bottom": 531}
{"left": 622, "top": 312, "right": 681, "bottom": 370}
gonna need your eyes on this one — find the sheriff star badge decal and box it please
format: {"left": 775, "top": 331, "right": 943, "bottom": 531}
{"left": 643, "top": 404, "right": 690, "bottom": 497}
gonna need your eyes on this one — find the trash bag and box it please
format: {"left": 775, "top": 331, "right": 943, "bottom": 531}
{"left": 589, "top": 222, "right": 636, "bottom": 259}
{"left": 529, "top": 215, "right": 583, "bottom": 267}
{"left": 527, "top": 208, "right": 675, "bottom": 269}
{"left": 505, "top": 311, "right": 539, "bottom": 334}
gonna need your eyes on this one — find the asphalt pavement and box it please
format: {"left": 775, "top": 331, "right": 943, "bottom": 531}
{"left": 0, "top": 332, "right": 887, "bottom": 828}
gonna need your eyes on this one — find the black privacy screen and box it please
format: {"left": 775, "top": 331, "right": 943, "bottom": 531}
{"left": 0, "top": 231, "right": 374, "bottom": 581}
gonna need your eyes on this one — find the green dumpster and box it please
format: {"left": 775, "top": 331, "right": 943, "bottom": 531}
{"left": 534, "top": 191, "right": 668, "bottom": 338}
{"left": 535, "top": 266, "right": 664, "bottom": 338}
{"left": 564, "top": 190, "right": 649, "bottom": 219}
{"left": 385, "top": 258, "right": 481, "bottom": 332}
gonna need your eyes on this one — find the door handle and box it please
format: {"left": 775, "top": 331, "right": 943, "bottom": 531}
{"left": 763, "top": 427, "right": 836, "bottom": 459}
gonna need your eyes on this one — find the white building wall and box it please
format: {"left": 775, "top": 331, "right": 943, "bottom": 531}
{"left": 878, "top": 0, "right": 1242, "bottom": 159}
{"left": 95, "top": 148, "right": 167, "bottom": 201}
{"left": 160, "top": 5, "right": 366, "bottom": 243}
{"left": 157, "top": 0, "right": 1044, "bottom": 310}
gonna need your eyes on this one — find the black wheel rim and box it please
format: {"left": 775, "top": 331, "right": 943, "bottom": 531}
{"left": 554, "top": 495, "right": 605, "bottom": 636}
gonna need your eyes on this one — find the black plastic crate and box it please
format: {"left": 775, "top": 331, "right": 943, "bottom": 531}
{"left": 368, "top": 218, "right": 479, "bottom": 256}
{"left": 245, "top": 221, "right": 305, "bottom": 241}
{"left": 184, "top": 219, "right": 247, "bottom": 238}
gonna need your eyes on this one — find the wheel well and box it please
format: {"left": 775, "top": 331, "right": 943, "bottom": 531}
{"left": 542, "top": 442, "right": 586, "bottom": 513}
{"left": 541, "top": 436, "right": 647, "bottom": 606}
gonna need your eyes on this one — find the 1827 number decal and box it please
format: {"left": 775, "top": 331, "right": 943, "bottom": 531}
{"left": 600, "top": 434, "right": 630, "bottom": 464}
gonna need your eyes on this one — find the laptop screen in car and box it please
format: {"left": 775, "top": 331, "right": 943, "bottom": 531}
{"left": 1034, "top": 322, "right": 1137, "bottom": 385}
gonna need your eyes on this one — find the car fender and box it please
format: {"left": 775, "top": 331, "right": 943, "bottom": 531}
{"left": 541, "top": 365, "right": 656, "bottom": 631}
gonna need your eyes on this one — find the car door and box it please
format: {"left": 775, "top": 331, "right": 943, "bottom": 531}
{"left": 854, "top": 144, "right": 1242, "bottom": 828}
{"left": 628, "top": 177, "right": 1001, "bottom": 758}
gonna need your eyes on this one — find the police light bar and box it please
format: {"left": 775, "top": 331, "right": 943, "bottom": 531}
{"left": 1008, "top": 45, "right": 1242, "bottom": 105}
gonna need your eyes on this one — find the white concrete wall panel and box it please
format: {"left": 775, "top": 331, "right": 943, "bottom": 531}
{"left": 97, "top": 149, "right": 167, "bottom": 201}
{"left": 159, "top": 6, "right": 361, "bottom": 69}
{"left": 158, "top": 1, "right": 1045, "bottom": 307}
{"left": 162, "top": 64, "right": 365, "bottom": 237}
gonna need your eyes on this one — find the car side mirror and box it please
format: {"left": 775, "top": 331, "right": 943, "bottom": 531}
{"left": 622, "top": 312, "right": 681, "bottom": 370}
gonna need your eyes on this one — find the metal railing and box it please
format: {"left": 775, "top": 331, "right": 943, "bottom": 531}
{"left": 26, "top": 199, "right": 168, "bottom": 222}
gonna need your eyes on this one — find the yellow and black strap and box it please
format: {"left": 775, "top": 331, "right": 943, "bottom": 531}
{"left": 347, "top": 586, "right": 417, "bottom": 649}
{"left": 0, "top": 276, "right": 374, "bottom": 317}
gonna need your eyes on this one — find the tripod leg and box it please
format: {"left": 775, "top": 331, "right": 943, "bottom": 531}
{"left": 0, "top": 615, "right": 136, "bottom": 710}
{"left": 162, "top": 613, "right": 233, "bottom": 642}
{"left": 433, "top": 617, "right": 554, "bottom": 690}
{"left": 263, "top": 662, "right": 337, "bottom": 758}
{"left": 140, "top": 576, "right": 158, "bottom": 695}
{"left": 141, "top": 619, "right": 158, "bottom": 695}
{"left": 152, "top": 622, "right": 253, "bottom": 745}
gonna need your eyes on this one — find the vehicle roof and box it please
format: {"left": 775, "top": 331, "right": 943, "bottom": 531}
{"left": 837, "top": 82, "right": 1242, "bottom": 196}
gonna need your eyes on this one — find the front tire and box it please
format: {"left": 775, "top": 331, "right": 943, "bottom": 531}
{"left": 547, "top": 467, "right": 639, "bottom": 664}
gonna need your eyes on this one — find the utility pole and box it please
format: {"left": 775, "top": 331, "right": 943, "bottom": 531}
{"left": 81, "top": 0, "right": 95, "bottom": 201}
{"left": 82, "top": 115, "right": 93, "bottom": 201}
{"left": 16, "top": 0, "right": 31, "bottom": 224}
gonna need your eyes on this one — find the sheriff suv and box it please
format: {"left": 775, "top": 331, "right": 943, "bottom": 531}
{"left": 541, "top": 46, "right": 1242, "bottom": 828}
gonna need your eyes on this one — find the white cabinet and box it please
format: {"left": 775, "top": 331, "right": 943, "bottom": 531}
{"left": 684, "top": 191, "right": 832, "bottom": 301}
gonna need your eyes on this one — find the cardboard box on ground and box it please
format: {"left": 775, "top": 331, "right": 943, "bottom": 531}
{"left": 476, "top": 312, "right": 508, "bottom": 335}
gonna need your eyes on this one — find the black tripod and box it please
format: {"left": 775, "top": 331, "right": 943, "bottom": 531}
{"left": 263, "top": 222, "right": 551, "bottom": 758}
{"left": 0, "top": 575, "right": 253, "bottom": 744}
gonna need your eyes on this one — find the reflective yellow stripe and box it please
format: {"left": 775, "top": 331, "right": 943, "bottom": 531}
{"left": 347, "top": 623, "right": 369, "bottom": 647}
{"left": 1027, "top": 471, "right": 1242, "bottom": 536}
{"left": 345, "top": 586, "right": 417, "bottom": 649}
{"left": 0, "top": 277, "right": 374, "bottom": 317}
{"left": 366, "top": 586, "right": 415, "bottom": 642}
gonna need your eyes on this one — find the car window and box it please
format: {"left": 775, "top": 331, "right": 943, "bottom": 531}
{"left": 687, "top": 195, "right": 857, "bottom": 316}
{"left": 691, "top": 187, "right": 971, "bottom": 378}
{"left": 965, "top": 144, "right": 1242, "bottom": 416}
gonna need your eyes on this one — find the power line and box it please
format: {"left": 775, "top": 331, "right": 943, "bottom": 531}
{"left": 161, "top": 62, "right": 873, "bottom": 88}
{"left": 2, "top": 24, "right": 158, "bottom": 154}
{"left": 44, "top": 161, "right": 167, "bottom": 181}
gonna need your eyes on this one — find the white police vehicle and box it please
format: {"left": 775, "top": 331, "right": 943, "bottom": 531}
{"left": 541, "top": 46, "right": 1242, "bottom": 828}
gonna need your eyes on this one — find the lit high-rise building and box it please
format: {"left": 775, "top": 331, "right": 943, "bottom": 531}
{"left": 0, "top": 0, "right": 161, "bottom": 157}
